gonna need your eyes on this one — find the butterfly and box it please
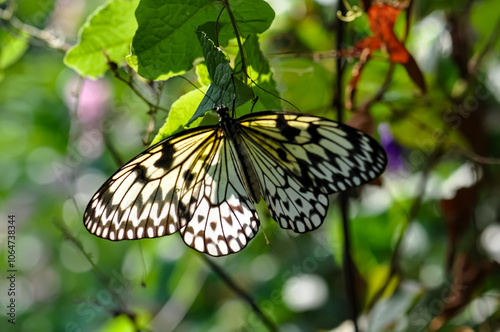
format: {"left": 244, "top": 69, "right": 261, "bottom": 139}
{"left": 84, "top": 106, "right": 387, "bottom": 256}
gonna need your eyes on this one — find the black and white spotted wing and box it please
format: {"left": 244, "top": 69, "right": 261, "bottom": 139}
{"left": 236, "top": 111, "right": 387, "bottom": 233}
{"left": 84, "top": 108, "right": 387, "bottom": 256}
{"left": 84, "top": 125, "right": 260, "bottom": 256}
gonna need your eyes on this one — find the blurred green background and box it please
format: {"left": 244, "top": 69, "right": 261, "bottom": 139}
{"left": 1, "top": 0, "right": 500, "bottom": 331}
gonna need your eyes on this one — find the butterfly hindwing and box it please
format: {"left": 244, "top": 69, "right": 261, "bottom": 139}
{"left": 180, "top": 136, "right": 259, "bottom": 256}
{"left": 241, "top": 132, "right": 329, "bottom": 232}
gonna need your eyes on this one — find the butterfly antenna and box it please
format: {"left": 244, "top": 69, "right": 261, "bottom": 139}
{"left": 176, "top": 75, "right": 219, "bottom": 110}
{"left": 243, "top": 72, "right": 301, "bottom": 112}
{"left": 250, "top": 96, "right": 259, "bottom": 113}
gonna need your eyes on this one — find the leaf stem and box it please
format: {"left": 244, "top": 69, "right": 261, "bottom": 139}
{"left": 0, "top": 6, "right": 71, "bottom": 52}
{"left": 335, "top": 1, "right": 360, "bottom": 330}
{"left": 200, "top": 255, "right": 278, "bottom": 332}
{"left": 221, "top": 0, "right": 247, "bottom": 82}
{"left": 366, "top": 145, "right": 442, "bottom": 310}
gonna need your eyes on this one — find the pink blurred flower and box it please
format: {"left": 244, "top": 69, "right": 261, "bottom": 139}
{"left": 64, "top": 77, "right": 111, "bottom": 126}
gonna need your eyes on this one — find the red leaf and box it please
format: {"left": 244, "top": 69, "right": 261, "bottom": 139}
{"left": 368, "top": 1, "right": 409, "bottom": 63}
{"left": 341, "top": 1, "right": 426, "bottom": 96}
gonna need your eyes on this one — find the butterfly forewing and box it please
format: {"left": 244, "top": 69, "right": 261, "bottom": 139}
{"left": 84, "top": 125, "right": 260, "bottom": 256}
{"left": 237, "top": 111, "right": 387, "bottom": 195}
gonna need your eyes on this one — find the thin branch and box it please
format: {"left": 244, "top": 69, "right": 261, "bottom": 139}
{"left": 452, "top": 144, "right": 500, "bottom": 165}
{"left": 335, "top": 0, "right": 360, "bottom": 330}
{"left": 200, "top": 255, "right": 278, "bottom": 332}
{"left": 55, "top": 219, "right": 142, "bottom": 331}
{"left": 0, "top": 7, "right": 71, "bottom": 52}
{"left": 143, "top": 81, "right": 165, "bottom": 146}
{"left": 468, "top": 16, "right": 500, "bottom": 74}
{"left": 54, "top": 218, "right": 100, "bottom": 271}
{"left": 366, "top": 146, "right": 443, "bottom": 310}
{"left": 221, "top": 0, "right": 247, "bottom": 82}
{"left": 107, "top": 61, "right": 169, "bottom": 114}
{"left": 358, "top": 63, "right": 395, "bottom": 111}
{"left": 266, "top": 49, "right": 338, "bottom": 60}
{"left": 103, "top": 130, "right": 124, "bottom": 166}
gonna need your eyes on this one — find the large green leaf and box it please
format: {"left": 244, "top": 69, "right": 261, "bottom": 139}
{"left": 150, "top": 86, "right": 207, "bottom": 146}
{"left": 128, "top": 0, "right": 274, "bottom": 80}
{"left": 64, "top": 0, "right": 140, "bottom": 79}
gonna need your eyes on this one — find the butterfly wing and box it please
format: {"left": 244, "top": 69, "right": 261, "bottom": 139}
{"left": 241, "top": 136, "right": 330, "bottom": 232}
{"left": 237, "top": 111, "right": 387, "bottom": 232}
{"left": 84, "top": 125, "right": 259, "bottom": 256}
{"left": 179, "top": 135, "right": 260, "bottom": 256}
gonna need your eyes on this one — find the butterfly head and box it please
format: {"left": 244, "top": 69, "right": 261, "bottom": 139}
{"left": 216, "top": 105, "right": 231, "bottom": 121}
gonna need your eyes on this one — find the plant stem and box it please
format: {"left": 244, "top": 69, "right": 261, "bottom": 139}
{"left": 335, "top": 0, "right": 360, "bottom": 330}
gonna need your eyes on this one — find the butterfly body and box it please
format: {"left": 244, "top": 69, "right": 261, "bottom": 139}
{"left": 84, "top": 108, "right": 387, "bottom": 256}
{"left": 217, "top": 106, "right": 262, "bottom": 204}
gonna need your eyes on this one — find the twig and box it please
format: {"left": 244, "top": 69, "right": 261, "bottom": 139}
{"left": 221, "top": 0, "right": 247, "bottom": 82}
{"left": 54, "top": 218, "right": 100, "bottom": 271}
{"left": 0, "top": 7, "right": 71, "bottom": 52}
{"left": 335, "top": 1, "right": 360, "bottom": 330}
{"left": 358, "top": 63, "right": 395, "bottom": 111}
{"left": 266, "top": 49, "right": 338, "bottom": 60}
{"left": 468, "top": 16, "right": 500, "bottom": 74}
{"left": 366, "top": 146, "right": 442, "bottom": 310}
{"left": 200, "top": 255, "right": 278, "bottom": 332}
{"left": 107, "top": 61, "right": 169, "bottom": 114}
{"left": 54, "top": 219, "right": 143, "bottom": 331}
{"left": 143, "top": 81, "right": 165, "bottom": 145}
{"left": 103, "top": 130, "right": 124, "bottom": 167}
{"left": 452, "top": 144, "right": 500, "bottom": 165}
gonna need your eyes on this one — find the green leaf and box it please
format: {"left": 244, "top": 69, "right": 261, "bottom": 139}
{"left": 471, "top": 0, "right": 500, "bottom": 53}
{"left": 272, "top": 58, "right": 332, "bottom": 113}
{"left": 196, "top": 62, "right": 211, "bottom": 86}
{"left": 128, "top": 0, "right": 274, "bottom": 80}
{"left": 389, "top": 101, "right": 468, "bottom": 154}
{"left": 235, "top": 33, "right": 281, "bottom": 113}
{"left": 64, "top": 0, "right": 140, "bottom": 79}
{"left": 0, "top": 30, "right": 30, "bottom": 81}
{"left": 98, "top": 314, "right": 135, "bottom": 332}
{"left": 187, "top": 28, "right": 252, "bottom": 125}
{"left": 150, "top": 86, "right": 207, "bottom": 146}
{"left": 15, "top": 0, "right": 55, "bottom": 29}
{"left": 216, "top": 0, "right": 275, "bottom": 45}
